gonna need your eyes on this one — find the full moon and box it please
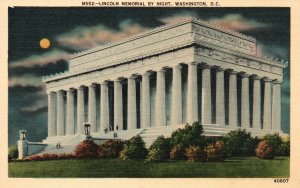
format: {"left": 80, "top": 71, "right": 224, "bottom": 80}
{"left": 40, "top": 38, "right": 51, "bottom": 49}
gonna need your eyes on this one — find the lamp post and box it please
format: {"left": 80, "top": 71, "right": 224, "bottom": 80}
{"left": 84, "top": 123, "right": 92, "bottom": 141}
{"left": 18, "top": 130, "right": 28, "bottom": 159}
{"left": 19, "top": 130, "right": 27, "bottom": 140}
{"left": 84, "top": 123, "right": 91, "bottom": 135}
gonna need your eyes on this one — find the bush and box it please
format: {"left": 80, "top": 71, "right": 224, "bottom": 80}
{"left": 147, "top": 148, "right": 166, "bottom": 162}
{"left": 205, "top": 140, "right": 226, "bottom": 162}
{"left": 263, "top": 134, "right": 283, "bottom": 156}
{"left": 26, "top": 153, "right": 58, "bottom": 161}
{"left": 170, "top": 145, "right": 186, "bottom": 160}
{"left": 120, "top": 136, "right": 148, "bottom": 160}
{"left": 147, "top": 136, "right": 171, "bottom": 161}
{"left": 170, "top": 122, "right": 204, "bottom": 148}
{"left": 223, "top": 129, "right": 257, "bottom": 157}
{"left": 8, "top": 145, "right": 18, "bottom": 161}
{"left": 25, "top": 153, "right": 75, "bottom": 161}
{"left": 98, "top": 139, "right": 125, "bottom": 159}
{"left": 26, "top": 154, "right": 43, "bottom": 161}
{"left": 185, "top": 146, "right": 206, "bottom": 162}
{"left": 255, "top": 140, "right": 274, "bottom": 159}
{"left": 57, "top": 153, "right": 75, "bottom": 159}
{"left": 278, "top": 138, "right": 290, "bottom": 156}
{"left": 75, "top": 140, "right": 99, "bottom": 158}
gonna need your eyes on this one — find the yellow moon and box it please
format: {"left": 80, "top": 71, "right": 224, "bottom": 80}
{"left": 40, "top": 38, "right": 51, "bottom": 49}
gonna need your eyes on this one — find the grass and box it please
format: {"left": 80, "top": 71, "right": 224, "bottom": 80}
{"left": 8, "top": 157, "right": 289, "bottom": 178}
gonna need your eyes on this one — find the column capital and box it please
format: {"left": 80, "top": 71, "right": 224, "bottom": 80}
{"left": 100, "top": 81, "right": 108, "bottom": 85}
{"left": 215, "top": 66, "right": 225, "bottom": 72}
{"left": 172, "top": 64, "right": 182, "bottom": 70}
{"left": 57, "top": 90, "right": 65, "bottom": 93}
{"left": 273, "top": 80, "right": 282, "bottom": 84}
{"left": 113, "top": 78, "right": 122, "bottom": 83}
{"left": 67, "top": 88, "right": 75, "bottom": 92}
{"left": 142, "top": 71, "right": 152, "bottom": 77}
{"left": 228, "top": 70, "right": 238, "bottom": 75}
{"left": 199, "top": 64, "right": 211, "bottom": 69}
{"left": 77, "top": 85, "right": 85, "bottom": 90}
{"left": 186, "top": 61, "right": 199, "bottom": 67}
{"left": 187, "top": 61, "right": 195, "bottom": 65}
{"left": 128, "top": 75, "right": 138, "bottom": 79}
{"left": 241, "top": 73, "right": 250, "bottom": 78}
{"left": 88, "top": 83, "right": 97, "bottom": 88}
{"left": 253, "top": 75, "right": 262, "bottom": 80}
{"left": 155, "top": 68, "right": 166, "bottom": 73}
{"left": 49, "top": 91, "right": 56, "bottom": 96}
{"left": 263, "top": 77, "right": 273, "bottom": 82}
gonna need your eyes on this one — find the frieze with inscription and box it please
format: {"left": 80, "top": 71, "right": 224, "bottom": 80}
{"left": 194, "top": 46, "right": 283, "bottom": 75}
{"left": 192, "top": 23, "right": 256, "bottom": 55}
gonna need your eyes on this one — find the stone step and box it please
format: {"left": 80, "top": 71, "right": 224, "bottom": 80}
{"left": 140, "top": 134, "right": 162, "bottom": 138}
{"left": 142, "top": 130, "right": 161, "bottom": 134}
{"left": 142, "top": 138, "right": 158, "bottom": 148}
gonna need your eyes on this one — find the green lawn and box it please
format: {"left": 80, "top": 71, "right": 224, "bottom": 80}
{"left": 8, "top": 157, "right": 289, "bottom": 178}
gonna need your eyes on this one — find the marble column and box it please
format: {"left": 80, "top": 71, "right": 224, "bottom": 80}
{"left": 77, "top": 86, "right": 85, "bottom": 134}
{"left": 66, "top": 89, "right": 75, "bottom": 135}
{"left": 141, "top": 72, "right": 151, "bottom": 128}
{"left": 263, "top": 78, "right": 272, "bottom": 130}
{"left": 100, "top": 82, "right": 109, "bottom": 133}
{"left": 201, "top": 65, "right": 212, "bottom": 124}
{"left": 155, "top": 69, "right": 166, "bottom": 127}
{"left": 128, "top": 76, "right": 137, "bottom": 129}
{"left": 216, "top": 68, "right": 225, "bottom": 126}
{"left": 171, "top": 65, "right": 182, "bottom": 125}
{"left": 241, "top": 74, "right": 250, "bottom": 128}
{"left": 48, "top": 92, "right": 56, "bottom": 137}
{"left": 88, "top": 84, "right": 97, "bottom": 133}
{"left": 187, "top": 62, "right": 198, "bottom": 124}
{"left": 56, "top": 90, "right": 65, "bottom": 136}
{"left": 114, "top": 79, "right": 123, "bottom": 131}
{"left": 252, "top": 76, "right": 261, "bottom": 129}
{"left": 272, "top": 81, "right": 282, "bottom": 131}
{"left": 229, "top": 71, "right": 238, "bottom": 127}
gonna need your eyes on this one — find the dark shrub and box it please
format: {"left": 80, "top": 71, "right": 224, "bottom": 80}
{"left": 98, "top": 139, "right": 125, "bottom": 159}
{"left": 147, "top": 136, "right": 171, "bottom": 161}
{"left": 120, "top": 136, "right": 148, "bottom": 160}
{"left": 203, "top": 136, "right": 223, "bottom": 145}
{"left": 41, "top": 153, "right": 59, "bottom": 160}
{"left": 170, "top": 145, "right": 186, "bottom": 160}
{"left": 171, "top": 122, "right": 204, "bottom": 148}
{"left": 8, "top": 145, "right": 18, "bottom": 161}
{"left": 278, "top": 137, "right": 290, "bottom": 156}
{"left": 147, "top": 148, "right": 165, "bottom": 162}
{"left": 185, "top": 146, "right": 206, "bottom": 162}
{"left": 26, "top": 154, "right": 43, "bottom": 161}
{"left": 256, "top": 140, "right": 274, "bottom": 159}
{"left": 263, "top": 134, "right": 283, "bottom": 156}
{"left": 25, "top": 153, "right": 74, "bottom": 161}
{"left": 223, "top": 129, "right": 256, "bottom": 157}
{"left": 57, "top": 153, "right": 75, "bottom": 159}
{"left": 205, "top": 140, "right": 226, "bottom": 162}
{"left": 26, "top": 154, "right": 57, "bottom": 161}
{"left": 75, "top": 140, "right": 99, "bottom": 158}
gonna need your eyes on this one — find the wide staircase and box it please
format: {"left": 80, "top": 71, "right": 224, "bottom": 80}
{"left": 38, "top": 134, "right": 86, "bottom": 155}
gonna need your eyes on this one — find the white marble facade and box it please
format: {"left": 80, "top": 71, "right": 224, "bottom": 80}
{"left": 43, "top": 18, "right": 287, "bottom": 143}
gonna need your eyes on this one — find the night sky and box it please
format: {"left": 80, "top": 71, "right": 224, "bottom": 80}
{"left": 8, "top": 7, "right": 290, "bottom": 145}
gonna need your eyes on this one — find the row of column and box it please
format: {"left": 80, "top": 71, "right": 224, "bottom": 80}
{"left": 48, "top": 63, "right": 282, "bottom": 137}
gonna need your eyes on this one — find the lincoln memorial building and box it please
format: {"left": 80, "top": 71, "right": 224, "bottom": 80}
{"left": 42, "top": 18, "right": 287, "bottom": 146}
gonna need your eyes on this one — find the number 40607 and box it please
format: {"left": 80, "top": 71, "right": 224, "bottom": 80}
{"left": 274, "top": 179, "right": 289, "bottom": 183}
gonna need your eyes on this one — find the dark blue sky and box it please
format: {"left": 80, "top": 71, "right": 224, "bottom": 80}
{"left": 8, "top": 7, "right": 290, "bottom": 145}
